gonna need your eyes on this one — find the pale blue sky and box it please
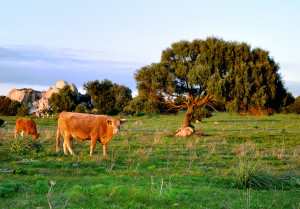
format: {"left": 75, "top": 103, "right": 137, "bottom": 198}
{"left": 0, "top": 0, "right": 299, "bottom": 96}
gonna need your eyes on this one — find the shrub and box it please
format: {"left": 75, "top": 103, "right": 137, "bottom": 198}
{"left": 17, "top": 103, "right": 30, "bottom": 116}
{"left": 13, "top": 167, "right": 38, "bottom": 175}
{"left": 75, "top": 104, "right": 86, "bottom": 113}
{"left": 50, "top": 85, "right": 78, "bottom": 112}
{"left": 287, "top": 96, "right": 300, "bottom": 114}
{"left": 9, "top": 137, "right": 43, "bottom": 153}
{"left": 233, "top": 157, "right": 278, "bottom": 190}
{"left": 0, "top": 181, "right": 23, "bottom": 197}
{"left": 192, "top": 106, "right": 212, "bottom": 121}
{"left": 84, "top": 79, "right": 133, "bottom": 115}
{"left": 31, "top": 180, "right": 50, "bottom": 193}
{"left": 123, "top": 94, "right": 169, "bottom": 115}
{"left": 0, "top": 96, "right": 21, "bottom": 116}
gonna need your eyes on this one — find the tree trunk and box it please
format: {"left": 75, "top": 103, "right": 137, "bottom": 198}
{"left": 182, "top": 105, "right": 194, "bottom": 128}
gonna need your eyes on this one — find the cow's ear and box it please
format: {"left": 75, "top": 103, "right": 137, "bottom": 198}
{"left": 120, "top": 119, "right": 127, "bottom": 124}
{"left": 106, "top": 119, "right": 112, "bottom": 125}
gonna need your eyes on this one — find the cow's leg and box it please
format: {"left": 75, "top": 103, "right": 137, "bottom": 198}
{"left": 65, "top": 134, "right": 75, "bottom": 156}
{"left": 63, "top": 141, "right": 68, "bottom": 155}
{"left": 26, "top": 131, "right": 29, "bottom": 138}
{"left": 90, "top": 138, "right": 97, "bottom": 157}
{"left": 61, "top": 132, "right": 70, "bottom": 155}
{"left": 103, "top": 143, "right": 107, "bottom": 156}
{"left": 21, "top": 131, "right": 24, "bottom": 138}
{"left": 15, "top": 128, "right": 19, "bottom": 138}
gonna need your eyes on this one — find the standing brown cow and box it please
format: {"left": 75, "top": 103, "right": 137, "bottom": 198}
{"left": 15, "top": 118, "right": 39, "bottom": 139}
{"left": 56, "top": 112, "right": 126, "bottom": 156}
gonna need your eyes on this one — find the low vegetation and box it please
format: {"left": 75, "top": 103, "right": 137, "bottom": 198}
{"left": 0, "top": 112, "right": 299, "bottom": 208}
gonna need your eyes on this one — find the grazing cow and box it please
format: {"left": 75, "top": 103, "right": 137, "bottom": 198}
{"left": 56, "top": 112, "right": 126, "bottom": 156}
{"left": 15, "top": 118, "right": 39, "bottom": 139}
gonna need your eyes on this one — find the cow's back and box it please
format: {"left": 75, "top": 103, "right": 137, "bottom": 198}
{"left": 16, "top": 118, "right": 35, "bottom": 131}
{"left": 58, "top": 112, "right": 108, "bottom": 140}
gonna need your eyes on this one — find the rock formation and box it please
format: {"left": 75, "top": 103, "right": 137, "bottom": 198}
{"left": 175, "top": 127, "right": 195, "bottom": 137}
{"left": 6, "top": 88, "right": 42, "bottom": 105}
{"left": 44, "top": 87, "right": 60, "bottom": 99}
{"left": 55, "top": 80, "right": 68, "bottom": 89}
{"left": 6, "top": 80, "right": 80, "bottom": 116}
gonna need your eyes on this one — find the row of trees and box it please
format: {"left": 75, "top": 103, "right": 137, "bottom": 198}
{"left": 0, "top": 96, "right": 30, "bottom": 116}
{"left": 1, "top": 37, "right": 299, "bottom": 122}
{"left": 47, "top": 79, "right": 133, "bottom": 115}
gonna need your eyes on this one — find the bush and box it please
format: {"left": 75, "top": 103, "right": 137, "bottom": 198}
{"left": 0, "top": 96, "right": 21, "bottom": 116}
{"left": 75, "top": 104, "right": 86, "bottom": 113}
{"left": 233, "top": 157, "right": 278, "bottom": 190}
{"left": 0, "top": 181, "right": 23, "bottom": 197}
{"left": 84, "top": 79, "right": 133, "bottom": 115}
{"left": 31, "top": 180, "right": 50, "bottom": 193}
{"left": 192, "top": 106, "right": 212, "bottom": 121}
{"left": 9, "top": 137, "right": 43, "bottom": 153}
{"left": 123, "top": 94, "right": 171, "bottom": 115}
{"left": 17, "top": 103, "right": 30, "bottom": 116}
{"left": 50, "top": 85, "right": 78, "bottom": 112}
{"left": 287, "top": 96, "right": 300, "bottom": 114}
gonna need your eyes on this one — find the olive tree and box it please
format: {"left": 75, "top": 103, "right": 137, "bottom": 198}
{"left": 135, "top": 37, "right": 287, "bottom": 129}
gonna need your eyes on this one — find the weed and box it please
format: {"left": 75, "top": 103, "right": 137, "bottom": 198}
{"left": 9, "top": 137, "right": 43, "bottom": 153}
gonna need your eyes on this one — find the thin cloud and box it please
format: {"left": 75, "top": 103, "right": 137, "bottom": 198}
{"left": 0, "top": 45, "right": 142, "bottom": 94}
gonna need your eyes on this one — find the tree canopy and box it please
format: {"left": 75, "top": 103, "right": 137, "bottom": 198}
{"left": 84, "top": 79, "right": 132, "bottom": 115}
{"left": 50, "top": 85, "right": 78, "bottom": 112}
{"left": 134, "top": 37, "right": 288, "bottom": 128}
{"left": 0, "top": 96, "right": 25, "bottom": 116}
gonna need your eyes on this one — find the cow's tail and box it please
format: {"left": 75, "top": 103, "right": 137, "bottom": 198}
{"left": 56, "top": 124, "right": 60, "bottom": 152}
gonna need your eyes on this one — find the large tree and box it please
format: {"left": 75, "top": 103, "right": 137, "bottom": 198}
{"left": 135, "top": 37, "right": 287, "bottom": 129}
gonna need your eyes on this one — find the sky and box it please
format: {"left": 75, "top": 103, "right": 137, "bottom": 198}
{"left": 0, "top": 0, "right": 299, "bottom": 97}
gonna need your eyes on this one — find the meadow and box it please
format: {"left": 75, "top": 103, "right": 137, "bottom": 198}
{"left": 0, "top": 112, "right": 299, "bottom": 208}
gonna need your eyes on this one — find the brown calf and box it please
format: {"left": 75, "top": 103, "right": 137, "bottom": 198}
{"left": 15, "top": 118, "right": 39, "bottom": 139}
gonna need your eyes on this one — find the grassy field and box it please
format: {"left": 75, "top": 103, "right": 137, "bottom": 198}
{"left": 0, "top": 112, "right": 299, "bottom": 208}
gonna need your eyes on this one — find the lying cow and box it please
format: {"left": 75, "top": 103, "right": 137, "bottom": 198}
{"left": 15, "top": 118, "right": 39, "bottom": 139}
{"left": 56, "top": 112, "right": 126, "bottom": 156}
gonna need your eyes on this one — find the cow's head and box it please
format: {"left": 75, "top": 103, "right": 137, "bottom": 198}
{"left": 106, "top": 118, "right": 127, "bottom": 135}
{"left": 32, "top": 132, "right": 40, "bottom": 139}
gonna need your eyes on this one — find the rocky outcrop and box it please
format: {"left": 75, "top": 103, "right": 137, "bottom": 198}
{"left": 44, "top": 87, "right": 60, "bottom": 99}
{"left": 6, "top": 88, "right": 42, "bottom": 105}
{"left": 6, "top": 88, "right": 26, "bottom": 103}
{"left": 175, "top": 127, "right": 195, "bottom": 137}
{"left": 6, "top": 80, "right": 80, "bottom": 116}
{"left": 70, "top": 83, "right": 80, "bottom": 101}
{"left": 55, "top": 80, "right": 68, "bottom": 89}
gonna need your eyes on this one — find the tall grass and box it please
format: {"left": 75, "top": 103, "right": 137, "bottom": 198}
{"left": 233, "top": 157, "right": 278, "bottom": 190}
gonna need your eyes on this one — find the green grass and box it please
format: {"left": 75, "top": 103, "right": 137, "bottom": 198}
{"left": 0, "top": 112, "right": 299, "bottom": 208}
